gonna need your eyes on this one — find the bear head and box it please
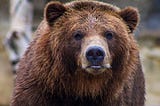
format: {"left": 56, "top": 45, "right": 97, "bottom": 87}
{"left": 32, "top": 1, "right": 140, "bottom": 98}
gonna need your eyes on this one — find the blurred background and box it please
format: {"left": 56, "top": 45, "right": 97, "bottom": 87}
{"left": 0, "top": 0, "right": 160, "bottom": 106}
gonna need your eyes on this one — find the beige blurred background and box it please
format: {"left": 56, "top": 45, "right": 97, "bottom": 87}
{"left": 0, "top": 0, "right": 160, "bottom": 106}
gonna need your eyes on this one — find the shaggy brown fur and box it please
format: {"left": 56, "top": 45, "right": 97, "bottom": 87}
{"left": 11, "top": 1, "right": 145, "bottom": 106}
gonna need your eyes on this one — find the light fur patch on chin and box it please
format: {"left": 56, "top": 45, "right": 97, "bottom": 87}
{"left": 86, "top": 68, "right": 106, "bottom": 75}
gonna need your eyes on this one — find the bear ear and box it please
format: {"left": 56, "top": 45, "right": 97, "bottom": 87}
{"left": 119, "top": 7, "right": 139, "bottom": 33}
{"left": 44, "top": 1, "right": 66, "bottom": 26}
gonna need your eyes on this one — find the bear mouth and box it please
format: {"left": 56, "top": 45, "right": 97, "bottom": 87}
{"left": 85, "top": 64, "right": 111, "bottom": 75}
{"left": 86, "top": 64, "right": 111, "bottom": 69}
{"left": 87, "top": 65, "right": 105, "bottom": 69}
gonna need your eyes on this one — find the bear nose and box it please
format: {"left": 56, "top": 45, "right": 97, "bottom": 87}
{"left": 86, "top": 46, "right": 105, "bottom": 65}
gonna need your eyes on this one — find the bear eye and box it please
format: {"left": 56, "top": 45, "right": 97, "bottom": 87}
{"left": 73, "top": 31, "right": 84, "bottom": 41}
{"left": 104, "top": 31, "right": 113, "bottom": 40}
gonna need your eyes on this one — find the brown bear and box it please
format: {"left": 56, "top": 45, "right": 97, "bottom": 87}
{"left": 11, "top": 1, "right": 145, "bottom": 106}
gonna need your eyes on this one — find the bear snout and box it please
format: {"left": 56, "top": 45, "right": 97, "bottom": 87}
{"left": 80, "top": 36, "right": 112, "bottom": 74}
{"left": 83, "top": 45, "right": 111, "bottom": 75}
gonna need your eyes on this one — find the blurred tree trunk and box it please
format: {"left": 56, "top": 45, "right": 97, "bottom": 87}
{"left": 10, "top": 0, "right": 33, "bottom": 39}
{"left": 4, "top": 0, "right": 33, "bottom": 73}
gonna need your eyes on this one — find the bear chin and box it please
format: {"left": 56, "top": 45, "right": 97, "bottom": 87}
{"left": 85, "top": 67, "right": 109, "bottom": 75}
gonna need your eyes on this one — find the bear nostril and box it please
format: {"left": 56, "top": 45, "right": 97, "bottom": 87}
{"left": 86, "top": 46, "right": 105, "bottom": 64}
{"left": 87, "top": 50, "right": 94, "bottom": 57}
{"left": 96, "top": 49, "right": 104, "bottom": 56}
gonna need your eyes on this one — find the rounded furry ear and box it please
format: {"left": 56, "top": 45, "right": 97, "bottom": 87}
{"left": 119, "top": 7, "right": 139, "bottom": 33}
{"left": 44, "top": 1, "right": 66, "bottom": 26}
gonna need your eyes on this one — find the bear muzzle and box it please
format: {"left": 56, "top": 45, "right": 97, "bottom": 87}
{"left": 80, "top": 36, "right": 112, "bottom": 75}
{"left": 84, "top": 46, "right": 111, "bottom": 75}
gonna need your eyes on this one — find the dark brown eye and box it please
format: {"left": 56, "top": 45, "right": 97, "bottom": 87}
{"left": 73, "top": 31, "right": 84, "bottom": 41}
{"left": 105, "top": 31, "right": 113, "bottom": 40}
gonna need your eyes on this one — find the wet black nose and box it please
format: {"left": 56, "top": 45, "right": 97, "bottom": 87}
{"left": 86, "top": 46, "right": 105, "bottom": 65}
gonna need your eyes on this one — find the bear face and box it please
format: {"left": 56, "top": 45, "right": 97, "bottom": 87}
{"left": 42, "top": 1, "right": 140, "bottom": 97}
{"left": 46, "top": 1, "right": 138, "bottom": 69}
